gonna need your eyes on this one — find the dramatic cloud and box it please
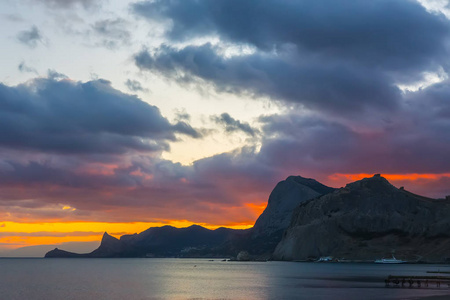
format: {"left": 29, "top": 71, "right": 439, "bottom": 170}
{"left": 133, "top": 0, "right": 449, "bottom": 72}
{"left": 212, "top": 113, "right": 258, "bottom": 137}
{"left": 135, "top": 44, "right": 400, "bottom": 115}
{"left": 2, "top": 74, "right": 448, "bottom": 224}
{"left": 17, "top": 26, "right": 43, "bottom": 48}
{"left": 257, "top": 95, "right": 450, "bottom": 177}
{"left": 128, "top": 0, "right": 450, "bottom": 199}
{"left": 0, "top": 77, "right": 269, "bottom": 225}
{"left": 1, "top": 0, "right": 449, "bottom": 235}
{"left": 0, "top": 77, "right": 200, "bottom": 155}
{"left": 133, "top": 0, "right": 450, "bottom": 116}
{"left": 249, "top": 81, "right": 450, "bottom": 198}
{"left": 0, "top": 150, "right": 274, "bottom": 224}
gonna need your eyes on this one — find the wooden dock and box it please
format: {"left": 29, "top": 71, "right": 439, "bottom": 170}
{"left": 385, "top": 275, "right": 450, "bottom": 288}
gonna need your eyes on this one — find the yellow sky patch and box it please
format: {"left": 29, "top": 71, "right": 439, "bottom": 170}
{"left": 0, "top": 220, "right": 253, "bottom": 249}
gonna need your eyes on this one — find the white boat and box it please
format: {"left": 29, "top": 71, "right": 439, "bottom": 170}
{"left": 317, "top": 256, "right": 333, "bottom": 262}
{"left": 374, "top": 255, "right": 406, "bottom": 264}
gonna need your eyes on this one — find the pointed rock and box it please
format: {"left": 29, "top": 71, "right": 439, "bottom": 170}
{"left": 252, "top": 176, "right": 334, "bottom": 238}
{"left": 88, "top": 232, "right": 123, "bottom": 257}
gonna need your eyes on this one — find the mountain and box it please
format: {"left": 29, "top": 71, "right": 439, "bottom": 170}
{"left": 45, "top": 248, "right": 85, "bottom": 258}
{"left": 114, "top": 225, "right": 251, "bottom": 257}
{"left": 247, "top": 176, "right": 335, "bottom": 256}
{"left": 46, "top": 225, "right": 249, "bottom": 258}
{"left": 273, "top": 174, "right": 450, "bottom": 262}
{"left": 45, "top": 176, "right": 334, "bottom": 259}
{"left": 253, "top": 176, "right": 335, "bottom": 237}
{"left": 46, "top": 233, "right": 121, "bottom": 258}
{"left": 46, "top": 174, "right": 450, "bottom": 262}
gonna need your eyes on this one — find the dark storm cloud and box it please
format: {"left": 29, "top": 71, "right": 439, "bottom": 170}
{"left": 133, "top": 0, "right": 449, "bottom": 73}
{"left": 133, "top": 0, "right": 450, "bottom": 114}
{"left": 130, "top": 0, "right": 450, "bottom": 190}
{"left": 257, "top": 98, "right": 450, "bottom": 177}
{"left": 257, "top": 114, "right": 364, "bottom": 174}
{"left": 125, "top": 79, "right": 148, "bottom": 93}
{"left": 0, "top": 77, "right": 200, "bottom": 155}
{"left": 409, "top": 79, "right": 450, "bottom": 119}
{"left": 2, "top": 0, "right": 449, "bottom": 224}
{"left": 212, "top": 113, "right": 257, "bottom": 136}
{"left": 1, "top": 78, "right": 449, "bottom": 221}
{"left": 17, "top": 26, "right": 43, "bottom": 48}
{"left": 135, "top": 44, "right": 400, "bottom": 114}
{"left": 11, "top": 104, "right": 447, "bottom": 219}
{"left": 0, "top": 161, "right": 128, "bottom": 189}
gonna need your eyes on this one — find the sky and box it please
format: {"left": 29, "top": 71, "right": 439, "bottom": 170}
{"left": 1, "top": 0, "right": 450, "bottom": 255}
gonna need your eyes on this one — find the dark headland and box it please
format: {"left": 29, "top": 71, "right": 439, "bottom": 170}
{"left": 45, "top": 174, "right": 450, "bottom": 263}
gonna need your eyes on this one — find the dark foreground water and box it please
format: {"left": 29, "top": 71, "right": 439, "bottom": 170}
{"left": 0, "top": 258, "right": 449, "bottom": 300}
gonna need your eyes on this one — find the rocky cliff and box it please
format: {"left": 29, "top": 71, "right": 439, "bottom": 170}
{"left": 45, "top": 233, "right": 121, "bottom": 258}
{"left": 46, "top": 174, "right": 450, "bottom": 262}
{"left": 46, "top": 225, "right": 248, "bottom": 258}
{"left": 252, "top": 176, "right": 335, "bottom": 237}
{"left": 273, "top": 175, "right": 450, "bottom": 262}
{"left": 45, "top": 175, "right": 334, "bottom": 258}
{"left": 248, "top": 176, "right": 335, "bottom": 256}
{"left": 45, "top": 248, "right": 84, "bottom": 258}
{"left": 115, "top": 225, "right": 247, "bottom": 257}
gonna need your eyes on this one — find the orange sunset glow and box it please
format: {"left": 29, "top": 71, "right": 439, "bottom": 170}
{"left": 0, "top": 170, "right": 448, "bottom": 254}
{"left": 0, "top": 220, "right": 254, "bottom": 250}
{"left": 4, "top": 172, "right": 448, "bottom": 252}
{"left": 1, "top": 0, "right": 450, "bottom": 258}
{"left": 329, "top": 173, "right": 450, "bottom": 182}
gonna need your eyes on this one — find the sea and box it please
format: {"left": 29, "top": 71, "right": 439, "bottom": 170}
{"left": 0, "top": 258, "right": 449, "bottom": 300}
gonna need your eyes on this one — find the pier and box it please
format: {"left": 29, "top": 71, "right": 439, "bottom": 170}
{"left": 385, "top": 275, "right": 450, "bottom": 288}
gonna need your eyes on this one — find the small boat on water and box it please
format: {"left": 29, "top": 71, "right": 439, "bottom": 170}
{"left": 374, "top": 255, "right": 406, "bottom": 264}
{"left": 317, "top": 256, "right": 333, "bottom": 262}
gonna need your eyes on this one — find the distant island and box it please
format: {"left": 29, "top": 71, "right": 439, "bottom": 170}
{"left": 46, "top": 174, "right": 450, "bottom": 263}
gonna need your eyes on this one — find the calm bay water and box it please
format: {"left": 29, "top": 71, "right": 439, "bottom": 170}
{"left": 0, "top": 258, "right": 449, "bottom": 300}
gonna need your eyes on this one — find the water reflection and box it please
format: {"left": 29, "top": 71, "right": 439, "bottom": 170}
{"left": 146, "top": 259, "right": 270, "bottom": 299}
{"left": 0, "top": 258, "right": 449, "bottom": 300}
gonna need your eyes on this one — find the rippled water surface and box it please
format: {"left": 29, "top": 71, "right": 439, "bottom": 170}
{"left": 1, "top": 258, "right": 449, "bottom": 299}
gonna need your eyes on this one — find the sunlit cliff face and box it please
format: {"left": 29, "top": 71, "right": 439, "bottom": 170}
{"left": 1, "top": 0, "right": 450, "bottom": 253}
